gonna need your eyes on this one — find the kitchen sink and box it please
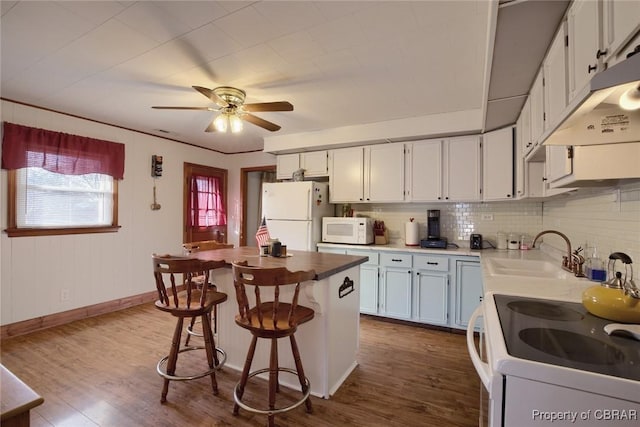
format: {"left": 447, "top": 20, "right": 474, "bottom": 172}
{"left": 486, "top": 258, "right": 568, "bottom": 279}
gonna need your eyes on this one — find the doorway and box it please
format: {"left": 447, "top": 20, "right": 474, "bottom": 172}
{"left": 240, "top": 165, "right": 276, "bottom": 247}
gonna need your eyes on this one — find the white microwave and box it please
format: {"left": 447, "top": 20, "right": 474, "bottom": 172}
{"left": 322, "top": 217, "right": 374, "bottom": 245}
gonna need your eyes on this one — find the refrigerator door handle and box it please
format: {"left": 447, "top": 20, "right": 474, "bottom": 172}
{"left": 306, "top": 189, "right": 311, "bottom": 220}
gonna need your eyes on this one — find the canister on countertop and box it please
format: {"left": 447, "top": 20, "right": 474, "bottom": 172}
{"left": 497, "top": 232, "right": 507, "bottom": 250}
{"left": 507, "top": 233, "right": 519, "bottom": 250}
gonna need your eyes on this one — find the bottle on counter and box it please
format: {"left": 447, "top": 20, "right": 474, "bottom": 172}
{"left": 584, "top": 244, "right": 607, "bottom": 282}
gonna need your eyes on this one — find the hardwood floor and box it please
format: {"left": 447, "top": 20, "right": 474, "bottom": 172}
{"left": 0, "top": 304, "right": 480, "bottom": 426}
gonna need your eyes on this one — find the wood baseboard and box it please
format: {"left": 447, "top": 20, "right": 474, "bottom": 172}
{"left": 1, "top": 291, "right": 159, "bottom": 340}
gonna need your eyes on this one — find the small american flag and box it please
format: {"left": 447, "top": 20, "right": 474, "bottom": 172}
{"left": 255, "top": 217, "right": 271, "bottom": 247}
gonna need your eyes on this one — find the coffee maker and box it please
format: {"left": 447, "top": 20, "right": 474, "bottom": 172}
{"left": 420, "top": 210, "right": 448, "bottom": 249}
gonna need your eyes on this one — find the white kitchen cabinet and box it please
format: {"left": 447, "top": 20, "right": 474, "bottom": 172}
{"left": 567, "top": 0, "right": 601, "bottom": 102}
{"left": 453, "top": 260, "right": 483, "bottom": 329}
{"left": 405, "top": 139, "right": 442, "bottom": 201}
{"left": 446, "top": 136, "right": 481, "bottom": 201}
{"left": 527, "top": 161, "right": 545, "bottom": 198}
{"left": 543, "top": 23, "right": 568, "bottom": 133}
{"left": 413, "top": 254, "right": 449, "bottom": 325}
{"left": 520, "top": 97, "right": 533, "bottom": 156}
{"left": 346, "top": 249, "right": 379, "bottom": 315}
{"left": 482, "top": 127, "right": 514, "bottom": 201}
{"left": 379, "top": 252, "right": 412, "bottom": 320}
{"left": 276, "top": 153, "right": 301, "bottom": 180}
{"left": 602, "top": 0, "right": 640, "bottom": 65}
{"left": 329, "top": 143, "right": 404, "bottom": 203}
{"left": 406, "top": 136, "right": 480, "bottom": 202}
{"left": 529, "top": 70, "right": 545, "bottom": 148}
{"left": 277, "top": 151, "right": 328, "bottom": 180}
{"left": 365, "top": 143, "right": 405, "bottom": 202}
{"left": 545, "top": 145, "right": 572, "bottom": 184}
{"left": 328, "top": 147, "right": 365, "bottom": 202}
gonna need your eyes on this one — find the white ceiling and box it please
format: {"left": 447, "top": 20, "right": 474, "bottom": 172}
{"left": 0, "top": 1, "right": 567, "bottom": 154}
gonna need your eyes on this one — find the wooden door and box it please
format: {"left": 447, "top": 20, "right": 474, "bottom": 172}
{"left": 183, "top": 162, "right": 228, "bottom": 244}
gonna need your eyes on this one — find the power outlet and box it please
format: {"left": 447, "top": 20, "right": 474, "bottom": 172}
{"left": 481, "top": 214, "right": 494, "bottom": 221}
{"left": 60, "top": 288, "right": 70, "bottom": 302}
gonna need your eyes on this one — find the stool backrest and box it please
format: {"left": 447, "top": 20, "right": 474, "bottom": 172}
{"left": 232, "top": 261, "right": 316, "bottom": 330}
{"left": 152, "top": 254, "right": 225, "bottom": 310}
{"left": 183, "top": 240, "right": 233, "bottom": 254}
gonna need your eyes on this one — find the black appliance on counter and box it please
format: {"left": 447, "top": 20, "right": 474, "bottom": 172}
{"left": 420, "top": 210, "right": 447, "bottom": 249}
{"left": 470, "top": 233, "right": 483, "bottom": 250}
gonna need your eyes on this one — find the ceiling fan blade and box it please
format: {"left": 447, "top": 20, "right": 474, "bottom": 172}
{"left": 152, "top": 106, "right": 214, "bottom": 110}
{"left": 205, "top": 121, "right": 217, "bottom": 133}
{"left": 243, "top": 113, "right": 281, "bottom": 131}
{"left": 243, "top": 101, "right": 294, "bottom": 112}
{"left": 192, "top": 85, "right": 227, "bottom": 107}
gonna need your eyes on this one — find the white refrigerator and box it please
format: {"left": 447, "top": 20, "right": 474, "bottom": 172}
{"left": 261, "top": 181, "right": 334, "bottom": 251}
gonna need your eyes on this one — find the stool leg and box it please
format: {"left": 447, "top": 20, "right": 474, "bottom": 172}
{"left": 290, "top": 334, "right": 313, "bottom": 413}
{"left": 268, "top": 337, "right": 279, "bottom": 426}
{"left": 185, "top": 316, "right": 197, "bottom": 346}
{"left": 162, "top": 317, "right": 184, "bottom": 403}
{"left": 201, "top": 312, "right": 219, "bottom": 396}
{"left": 234, "top": 335, "right": 258, "bottom": 415}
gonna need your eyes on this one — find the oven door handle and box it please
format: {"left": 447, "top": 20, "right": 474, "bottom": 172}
{"left": 466, "top": 304, "right": 491, "bottom": 389}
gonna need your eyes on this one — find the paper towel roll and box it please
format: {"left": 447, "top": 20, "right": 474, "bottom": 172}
{"left": 405, "top": 221, "right": 419, "bottom": 246}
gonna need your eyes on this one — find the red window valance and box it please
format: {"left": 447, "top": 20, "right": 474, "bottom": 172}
{"left": 1, "top": 122, "right": 125, "bottom": 179}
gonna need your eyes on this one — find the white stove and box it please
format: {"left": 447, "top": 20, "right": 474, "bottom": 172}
{"left": 468, "top": 292, "right": 640, "bottom": 427}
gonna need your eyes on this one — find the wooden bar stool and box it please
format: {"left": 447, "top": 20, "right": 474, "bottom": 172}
{"left": 152, "top": 254, "right": 228, "bottom": 403}
{"left": 181, "top": 241, "right": 233, "bottom": 345}
{"left": 231, "top": 261, "right": 316, "bottom": 427}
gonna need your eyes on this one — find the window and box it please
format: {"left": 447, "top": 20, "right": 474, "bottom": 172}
{"left": 184, "top": 163, "right": 227, "bottom": 243}
{"left": 2, "top": 122, "right": 124, "bottom": 237}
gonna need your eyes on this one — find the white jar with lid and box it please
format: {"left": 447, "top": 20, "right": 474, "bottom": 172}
{"left": 496, "top": 232, "right": 507, "bottom": 250}
{"left": 507, "top": 233, "right": 519, "bottom": 250}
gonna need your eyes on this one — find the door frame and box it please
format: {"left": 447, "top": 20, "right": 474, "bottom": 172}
{"left": 239, "top": 165, "right": 276, "bottom": 246}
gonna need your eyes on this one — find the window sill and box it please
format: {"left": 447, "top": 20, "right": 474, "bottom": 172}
{"left": 5, "top": 225, "right": 121, "bottom": 237}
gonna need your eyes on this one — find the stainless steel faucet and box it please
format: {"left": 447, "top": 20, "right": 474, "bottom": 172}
{"left": 532, "top": 230, "right": 585, "bottom": 277}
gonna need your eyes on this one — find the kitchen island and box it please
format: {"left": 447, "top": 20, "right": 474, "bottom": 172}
{"left": 188, "top": 247, "right": 368, "bottom": 398}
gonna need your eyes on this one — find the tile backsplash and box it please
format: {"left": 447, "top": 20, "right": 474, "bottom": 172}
{"left": 346, "top": 201, "right": 543, "bottom": 247}
{"left": 343, "top": 182, "right": 640, "bottom": 279}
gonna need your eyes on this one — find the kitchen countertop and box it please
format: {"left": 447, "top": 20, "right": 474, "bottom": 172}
{"left": 189, "top": 246, "right": 368, "bottom": 280}
{"left": 317, "top": 242, "right": 482, "bottom": 257}
{"left": 319, "top": 242, "right": 596, "bottom": 301}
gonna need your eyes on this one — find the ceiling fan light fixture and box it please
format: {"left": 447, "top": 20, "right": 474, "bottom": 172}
{"left": 229, "top": 114, "right": 243, "bottom": 133}
{"left": 213, "top": 113, "right": 228, "bottom": 132}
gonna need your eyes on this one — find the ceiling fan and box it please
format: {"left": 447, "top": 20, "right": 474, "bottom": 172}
{"left": 152, "top": 86, "right": 293, "bottom": 133}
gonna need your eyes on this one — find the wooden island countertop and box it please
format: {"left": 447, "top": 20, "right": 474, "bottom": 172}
{"left": 189, "top": 246, "right": 368, "bottom": 280}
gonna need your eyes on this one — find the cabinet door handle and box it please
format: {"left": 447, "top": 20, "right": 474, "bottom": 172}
{"left": 427, "top": 262, "right": 438, "bottom": 265}
{"left": 587, "top": 64, "right": 597, "bottom": 73}
{"left": 391, "top": 258, "right": 403, "bottom": 262}
{"left": 596, "top": 48, "right": 608, "bottom": 59}
{"left": 507, "top": 194, "right": 511, "bottom": 198}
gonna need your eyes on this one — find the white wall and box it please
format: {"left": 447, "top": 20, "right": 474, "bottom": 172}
{"left": 0, "top": 101, "right": 275, "bottom": 325}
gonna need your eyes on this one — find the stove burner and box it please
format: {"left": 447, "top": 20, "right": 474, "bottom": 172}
{"left": 519, "top": 328, "right": 626, "bottom": 365}
{"left": 507, "top": 301, "right": 584, "bottom": 321}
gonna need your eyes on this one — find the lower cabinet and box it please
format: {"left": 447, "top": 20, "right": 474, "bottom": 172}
{"left": 413, "top": 270, "right": 448, "bottom": 325}
{"left": 379, "top": 253, "right": 412, "bottom": 320}
{"left": 318, "top": 245, "right": 484, "bottom": 329}
{"left": 454, "top": 259, "right": 483, "bottom": 328}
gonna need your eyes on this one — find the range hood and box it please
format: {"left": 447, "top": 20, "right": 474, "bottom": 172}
{"left": 543, "top": 51, "right": 640, "bottom": 146}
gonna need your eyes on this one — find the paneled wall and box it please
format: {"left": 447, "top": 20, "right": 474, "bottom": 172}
{"left": 0, "top": 101, "right": 275, "bottom": 325}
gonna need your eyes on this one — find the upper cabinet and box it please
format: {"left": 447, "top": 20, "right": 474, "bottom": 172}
{"left": 482, "top": 127, "right": 514, "bottom": 201}
{"left": 276, "top": 151, "right": 328, "bottom": 180}
{"left": 529, "top": 70, "right": 545, "bottom": 148}
{"left": 601, "top": 0, "right": 640, "bottom": 65}
{"left": 328, "top": 143, "right": 405, "bottom": 203}
{"left": 406, "top": 136, "right": 480, "bottom": 202}
{"left": 544, "top": 23, "right": 568, "bottom": 133}
{"left": 567, "top": 0, "right": 601, "bottom": 102}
